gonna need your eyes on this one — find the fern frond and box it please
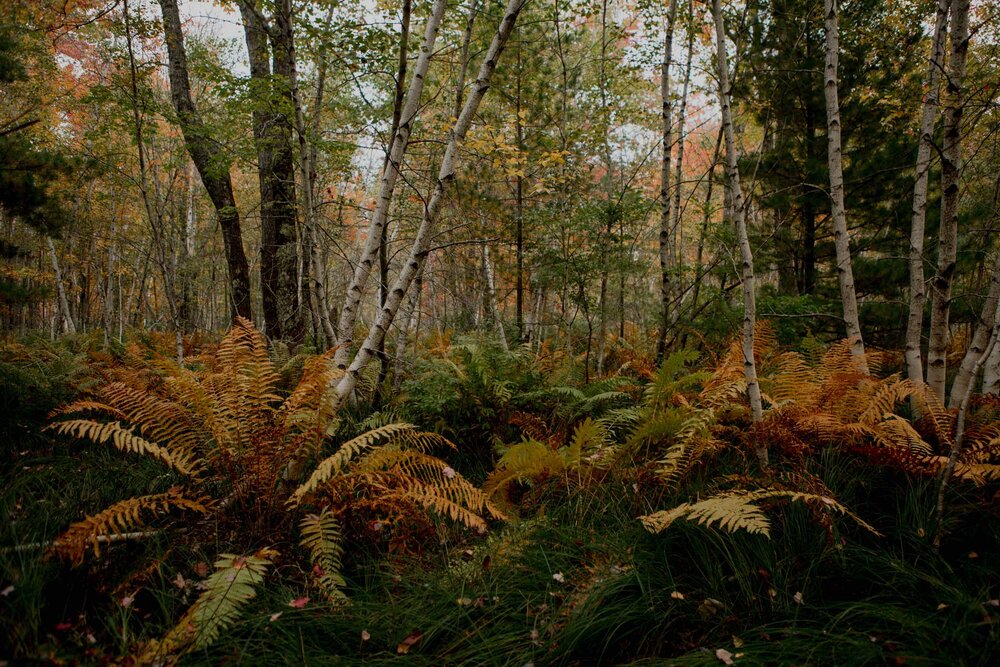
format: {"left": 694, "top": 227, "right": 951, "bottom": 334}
{"left": 291, "top": 423, "right": 421, "bottom": 504}
{"left": 640, "top": 489, "right": 878, "bottom": 538}
{"left": 300, "top": 510, "right": 347, "bottom": 600}
{"left": 566, "top": 417, "right": 607, "bottom": 466}
{"left": 656, "top": 409, "right": 718, "bottom": 486}
{"left": 48, "top": 419, "right": 195, "bottom": 476}
{"left": 641, "top": 491, "right": 772, "bottom": 536}
{"left": 51, "top": 490, "right": 209, "bottom": 565}
{"left": 148, "top": 548, "right": 273, "bottom": 659}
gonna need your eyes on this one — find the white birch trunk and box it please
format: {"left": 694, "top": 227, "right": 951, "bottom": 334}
{"left": 669, "top": 0, "right": 693, "bottom": 312}
{"left": 905, "top": 0, "right": 951, "bottom": 386}
{"left": 712, "top": 0, "right": 767, "bottom": 467}
{"left": 983, "top": 332, "right": 1000, "bottom": 394}
{"left": 333, "top": 0, "right": 448, "bottom": 369}
{"left": 47, "top": 236, "right": 77, "bottom": 335}
{"left": 934, "top": 295, "right": 1000, "bottom": 547}
{"left": 655, "top": 0, "right": 679, "bottom": 362}
{"left": 823, "top": 0, "right": 867, "bottom": 373}
{"left": 927, "top": 0, "right": 971, "bottom": 399}
{"left": 329, "top": 0, "right": 527, "bottom": 408}
{"left": 482, "top": 243, "right": 508, "bottom": 349}
{"left": 948, "top": 251, "right": 1000, "bottom": 406}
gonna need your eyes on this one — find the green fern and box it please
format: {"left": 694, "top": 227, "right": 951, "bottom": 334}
{"left": 300, "top": 510, "right": 347, "bottom": 601}
{"left": 141, "top": 549, "right": 274, "bottom": 662}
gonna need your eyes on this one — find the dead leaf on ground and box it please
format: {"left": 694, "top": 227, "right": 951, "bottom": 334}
{"left": 397, "top": 629, "right": 424, "bottom": 654}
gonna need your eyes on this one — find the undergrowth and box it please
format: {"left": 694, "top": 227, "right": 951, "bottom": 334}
{"left": 1, "top": 324, "right": 998, "bottom": 665}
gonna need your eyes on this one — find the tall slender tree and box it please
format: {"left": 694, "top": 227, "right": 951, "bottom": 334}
{"left": 712, "top": 0, "right": 767, "bottom": 466}
{"left": 927, "top": 0, "right": 972, "bottom": 399}
{"left": 822, "top": 0, "right": 867, "bottom": 371}
{"left": 156, "top": 0, "right": 252, "bottom": 322}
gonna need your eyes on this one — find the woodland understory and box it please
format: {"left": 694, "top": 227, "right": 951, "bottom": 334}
{"left": 2, "top": 0, "right": 1000, "bottom": 665}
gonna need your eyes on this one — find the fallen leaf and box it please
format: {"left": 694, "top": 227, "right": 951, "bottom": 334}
{"left": 457, "top": 597, "right": 473, "bottom": 606}
{"left": 552, "top": 572, "right": 565, "bottom": 583}
{"left": 172, "top": 573, "right": 187, "bottom": 589}
{"left": 361, "top": 629, "right": 371, "bottom": 641}
{"left": 55, "top": 622, "right": 73, "bottom": 632}
{"left": 121, "top": 596, "right": 134, "bottom": 608}
{"left": 194, "top": 562, "right": 210, "bottom": 577}
{"left": 985, "top": 599, "right": 999, "bottom": 608}
{"left": 289, "top": 597, "right": 310, "bottom": 609}
{"left": 442, "top": 466, "right": 456, "bottom": 479}
{"left": 269, "top": 612, "right": 283, "bottom": 622}
{"left": 716, "top": 647, "right": 734, "bottom": 665}
{"left": 793, "top": 591, "right": 804, "bottom": 605}
{"left": 732, "top": 636, "right": 744, "bottom": 648}
{"left": 936, "top": 603, "right": 948, "bottom": 611}
{"left": 396, "top": 629, "right": 424, "bottom": 654}
{"left": 670, "top": 590, "right": 685, "bottom": 600}
{"left": 0, "top": 585, "right": 13, "bottom": 597}
{"left": 968, "top": 551, "right": 979, "bottom": 559}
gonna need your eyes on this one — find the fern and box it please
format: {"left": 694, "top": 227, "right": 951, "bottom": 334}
{"left": 291, "top": 423, "right": 423, "bottom": 503}
{"left": 52, "top": 490, "right": 209, "bottom": 565}
{"left": 47, "top": 419, "right": 195, "bottom": 476}
{"left": 300, "top": 510, "right": 347, "bottom": 600}
{"left": 143, "top": 549, "right": 274, "bottom": 661}
{"left": 640, "top": 489, "right": 879, "bottom": 538}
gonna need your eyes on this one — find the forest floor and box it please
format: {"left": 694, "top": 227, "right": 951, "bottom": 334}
{"left": 1, "top": 332, "right": 999, "bottom": 666}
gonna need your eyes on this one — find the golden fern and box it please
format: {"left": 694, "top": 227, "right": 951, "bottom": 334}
{"left": 47, "top": 419, "right": 195, "bottom": 476}
{"left": 640, "top": 489, "right": 878, "bottom": 538}
{"left": 51, "top": 490, "right": 209, "bottom": 565}
{"left": 300, "top": 509, "right": 347, "bottom": 600}
{"left": 656, "top": 409, "right": 721, "bottom": 486}
{"left": 291, "top": 422, "right": 423, "bottom": 503}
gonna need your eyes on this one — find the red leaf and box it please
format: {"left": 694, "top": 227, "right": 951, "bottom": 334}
{"left": 396, "top": 630, "right": 424, "bottom": 654}
{"left": 289, "top": 597, "right": 310, "bottom": 609}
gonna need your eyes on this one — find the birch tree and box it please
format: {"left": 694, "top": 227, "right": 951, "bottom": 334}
{"left": 822, "top": 0, "right": 867, "bottom": 372}
{"left": 655, "top": 0, "right": 679, "bottom": 363}
{"left": 927, "top": 0, "right": 972, "bottom": 399}
{"left": 329, "top": 0, "right": 528, "bottom": 410}
{"left": 333, "top": 0, "right": 449, "bottom": 371}
{"left": 712, "top": 0, "right": 767, "bottom": 467}
{"left": 905, "top": 0, "right": 951, "bottom": 387}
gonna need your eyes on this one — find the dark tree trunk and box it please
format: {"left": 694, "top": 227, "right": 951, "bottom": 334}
{"left": 157, "top": 0, "right": 252, "bottom": 321}
{"left": 240, "top": 0, "right": 302, "bottom": 343}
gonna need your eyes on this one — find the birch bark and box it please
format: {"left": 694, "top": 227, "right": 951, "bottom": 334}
{"left": 333, "top": 0, "right": 448, "bottom": 369}
{"left": 712, "top": 0, "right": 767, "bottom": 467}
{"left": 905, "top": 0, "right": 951, "bottom": 386}
{"left": 823, "top": 0, "right": 867, "bottom": 372}
{"left": 927, "top": 0, "right": 971, "bottom": 399}
{"left": 329, "top": 0, "right": 528, "bottom": 408}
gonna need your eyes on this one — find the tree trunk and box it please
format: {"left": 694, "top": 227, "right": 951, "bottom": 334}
{"left": 372, "top": 0, "right": 413, "bottom": 408}
{"left": 655, "top": 0, "right": 679, "bottom": 363}
{"left": 712, "top": 0, "right": 767, "bottom": 467}
{"left": 46, "top": 236, "right": 76, "bottom": 335}
{"left": 483, "top": 243, "right": 508, "bottom": 348}
{"left": 333, "top": 0, "right": 448, "bottom": 369}
{"left": 238, "top": 0, "right": 301, "bottom": 343}
{"left": 905, "top": 0, "right": 951, "bottom": 387}
{"left": 329, "top": 0, "right": 527, "bottom": 409}
{"left": 927, "top": 0, "right": 971, "bottom": 399}
{"left": 823, "top": 0, "right": 867, "bottom": 372}
{"left": 949, "top": 251, "right": 1000, "bottom": 406}
{"left": 669, "top": 0, "right": 694, "bottom": 315}
{"left": 157, "top": 0, "right": 252, "bottom": 322}
{"left": 935, "top": 295, "right": 1000, "bottom": 548}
